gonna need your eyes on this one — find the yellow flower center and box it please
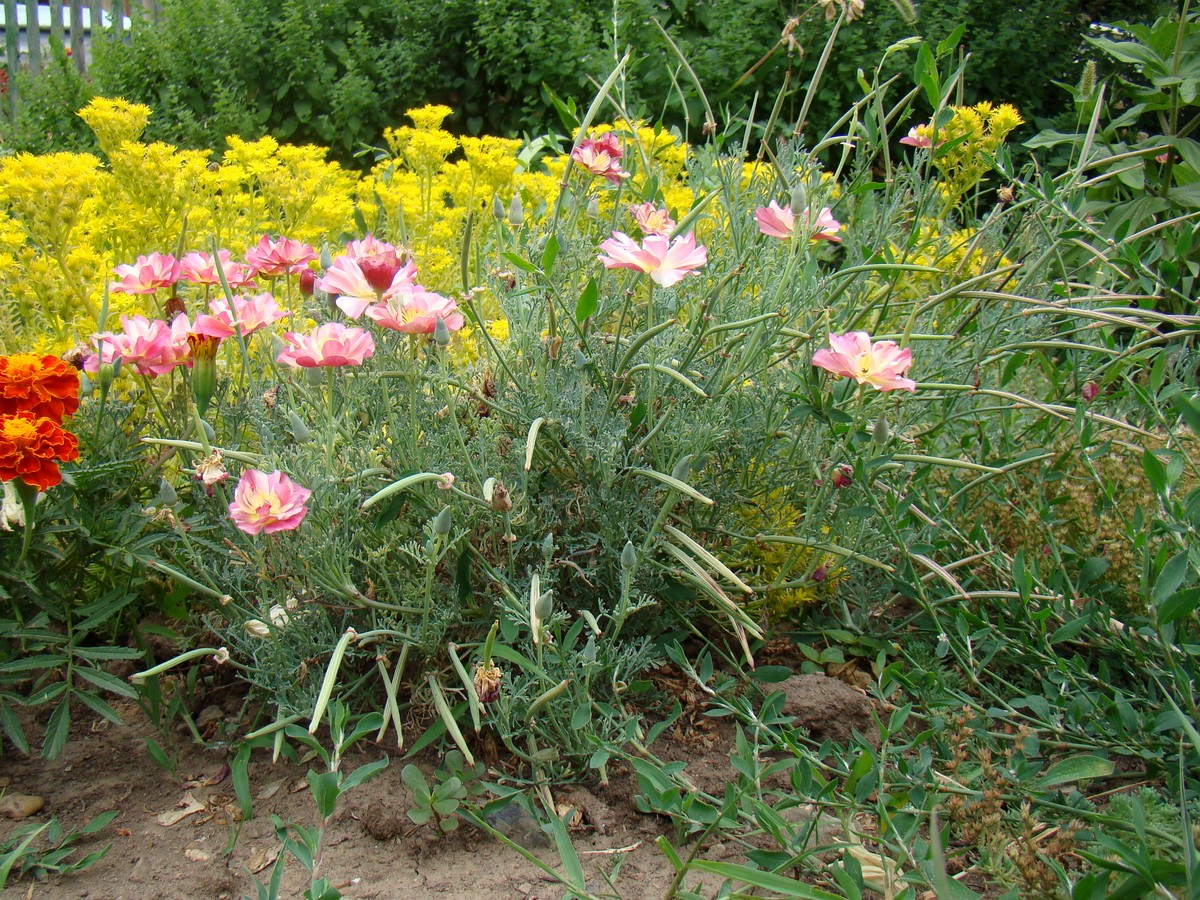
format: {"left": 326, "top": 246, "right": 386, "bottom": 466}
{"left": 4, "top": 354, "right": 42, "bottom": 379}
{"left": 1, "top": 417, "right": 39, "bottom": 445}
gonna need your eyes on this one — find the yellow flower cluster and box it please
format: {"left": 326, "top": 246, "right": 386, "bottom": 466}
{"left": 0, "top": 98, "right": 362, "bottom": 350}
{"left": 891, "top": 220, "right": 1011, "bottom": 302}
{"left": 933, "top": 102, "right": 1023, "bottom": 207}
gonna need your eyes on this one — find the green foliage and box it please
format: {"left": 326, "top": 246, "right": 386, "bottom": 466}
{"left": 0, "top": 810, "right": 117, "bottom": 890}
{"left": 402, "top": 749, "right": 484, "bottom": 834}
{"left": 0, "top": 41, "right": 98, "bottom": 154}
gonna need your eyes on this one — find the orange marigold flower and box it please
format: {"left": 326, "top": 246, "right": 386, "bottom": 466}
{"left": 0, "top": 413, "right": 79, "bottom": 491}
{"left": 0, "top": 354, "right": 80, "bottom": 421}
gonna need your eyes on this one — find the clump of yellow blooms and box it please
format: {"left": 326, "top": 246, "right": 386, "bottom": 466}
{"left": 888, "top": 220, "right": 1012, "bottom": 302}
{"left": 77, "top": 97, "right": 151, "bottom": 157}
{"left": 932, "top": 102, "right": 1023, "bottom": 208}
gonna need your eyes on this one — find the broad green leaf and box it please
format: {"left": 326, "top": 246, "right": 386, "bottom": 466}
{"left": 1037, "top": 755, "right": 1114, "bottom": 788}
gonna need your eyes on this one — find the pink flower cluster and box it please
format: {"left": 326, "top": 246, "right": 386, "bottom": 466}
{"left": 316, "top": 236, "right": 465, "bottom": 335}
{"left": 193, "top": 293, "right": 290, "bottom": 340}
{"left": 109, "top": 236, "right": 317, "bottom": 296}
{"left": 86, "top": 314, "right": 192, "bottom": 377}
{"left": 572, "top": 133, "right": 629, "bottom": 184}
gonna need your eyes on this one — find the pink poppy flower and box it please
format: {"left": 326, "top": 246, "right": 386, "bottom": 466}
{"left": 345, "top": 235, "right": 406, "bottom": 292}
{"left": 192, "top": 292, "right": 290, "bottom": 339}
{"left": 317, "top": 256, "right": 419, "bottom": 319}
{"left": 365, "top": 285, "right": 465, "bottom": 335}
{"left": 572, "top": 133, "right": 630, "bottom": 184}
{"left": 900, "top": 125, "right": 934, "bottom": 149}
{"left": 754, "top": 202, "right": 842, "bottom": 242}
{"left": 598, "top": 231, "right": 707, "bottom": 288}
{"left": 85, "top": 313, "right": 192, "bottom": 377}
{"left": 244, "top": 235, "right": 318, "bottom": 278}
{"left": 754, "top": 201, "right": 795, "bottom": 239}
{"left": 110, "top": 253, "right": 181, "bottom": 295}
{"left": 812, "top": 331, "right": 916, "bottom": 392}
{"left": 228, "top": 469, "right": 312, "bottom": 535}
{"left": 277, "top": 322, "right": 375, "bottom": 368}
{"left": 630, "top": 203, "right": 675, "bottom": 236}
{"left": 179, "top": 250, "right": 258, "bottom": 290}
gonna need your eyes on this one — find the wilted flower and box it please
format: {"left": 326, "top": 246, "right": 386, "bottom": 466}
{"left": 830, "top": 464, "right": 854, "bottom": 489}
{"left": 0, "top": 354, "right": 80, "bottom": 420}
{"left": 819, "top": 0, "right": 865, "bottom": 22}
{"left": 244, "top": 619, "right": 270, "bottom": 638}
{"left": 474, "top": 660, "right": 502, "bottom": 704}
{"left": 572, "top": 133, "right": 629, "bottom": 184}
{"left": 630, "top": 203, "right": 675, "bottom": 236}
{"left": 598, "top": 231, "right": 707, "bottom": 288}
{"left": 192, "top": 292, "right": 290, "bottom": 339}
{"left": 1082, "top": 381, "right": 1100, "bottom": 402}
{"left": 437, "top": 472, "right": 455, "bottom": 490}
{"left": 228, "top": 469, "right": 312, "bottom": 535}
{"left": 110, "top": 252, "right": 180, "bottom": 295}
{"left": 212, "top": 647, "right": 230, "bottom": 665}
{"left": 268, "top": 604, "right": 290, "bottom": 628}
{"left": 86, "top": 314, "right": 192, "bottom": 378}
{"left": 193, "top": 449, "right": 229, "bottom": 495}
{"left": 277, "top": 323, "right": 375, "bottom": 368}
{"left": 244, "top": 235, "right": 318, "bottom": 278}
{"left": 1, "top": 481, "right": 26, "bottom": 531}
{"left": 812, "top": 331, "right": 916, "bottom": 392}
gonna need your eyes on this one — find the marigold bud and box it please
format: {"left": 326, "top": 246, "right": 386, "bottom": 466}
{"left": 187, "top": 333, "right": 220, "bottom": 417}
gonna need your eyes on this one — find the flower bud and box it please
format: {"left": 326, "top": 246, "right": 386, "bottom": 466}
{"left": 433, "top": 315, "right": 451, "bottom": 347}
{"left": 187, "top": 333, "right": 220, "bottom": 417}
{"left": 621, "top": 540, "right": 637, "bottom": 570}
{"left": 671, "top": 455, "right": 692, "bottom": 481}
{"left": 286, "top": 410, "right": 312, "bottom": 443}
{"left": 508, "top": 194, "right": 524, "bottom": 227}
{"left": 573, "top": 348, "right": 588, "bottom": 369}
{"left": 98, "top": 359, "right": 119, "bottom": 392}
{"left": 197, "top": 417, "right": 216, "bottom": 443}
{"left": 319, "top": 245, "right": 334, "bottom": 271}
{"left": 872, "top": 415, "right": 889, "bottom": 445}
{"left": 299, "top": 268, "right": 317, "bottom": 296}
{"left": 492, "top": 194, "right": 506, "bottom": 221}
{"left": 1082, "top": 381, "right": 1099, "bottom": 402}
{"left": 831, "top": 464, "right": 853, "bottom": 489}
{"left": 586, "top": 197, "right": 600, "bottom": 219}
{"left": 534, "top": 590, "right": 554, "bottom": 622}
{"left": 433, "top": 505, "right": 453, "bottom": 536}
{"left": 153, "top": 477, "right": 179, "bottom": 507}
{"left": 306, "top": 367, "right": 324, "bottom": 387}
{"left": 811, "top": 564, "right": 828, "bottom": 583}
{"left": 790, "top": 182, "right": 808, "bottom": 216}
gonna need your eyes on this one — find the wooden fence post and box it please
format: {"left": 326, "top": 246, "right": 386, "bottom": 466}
{"left": 3, "top": 0, "right": 18, "bottom": 115}
{"left": 69, "top": 1, "right": 84, "bottom": 73}
{"left": 22, "top": 0, "right": 38, "bottom": 74}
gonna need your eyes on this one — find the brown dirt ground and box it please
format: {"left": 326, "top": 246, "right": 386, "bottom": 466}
{"left": 0, "top": 695, "right": 760, "bottom": 900}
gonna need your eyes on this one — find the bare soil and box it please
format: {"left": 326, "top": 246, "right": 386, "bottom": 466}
{"left": 0, "top": 695, "right": 752, "bottom": 900}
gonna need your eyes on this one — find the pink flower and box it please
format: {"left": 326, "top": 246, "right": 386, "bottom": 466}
{"left": 244, "top": 236, "right": 318, "bottom": 278}
{"left": 86, "top": 313, "right": 192, "bottom": 377}
{"left": 228, "top": 469, "right": 311, "bottom": 535}
{"left": 630, "top": 203, "right": 675, "bottom": 236}
{"left": 754, "top": 202, "right": 842, "bottom": 242}
{"left": 317, "top": 256, "right": 418, "bottom": 319}
{"left": 754, "top": 201, "right": 795, "bottom": 239}
{"left": 345, "top": 235, "right": 406, "bottom": 292}
{"left": 598, "top": 231, "right": 707, "bottom": 288}
{"left": 900, "top": 125, "right": 935, "bottom": 149}
{"left": 365, "top": 284, "right": 465, "bottom": 335}
{"left": 179, "top": 250, "right": 258, "bottom": 290}
{"left": 110, "top": 253, "right": 181, "bottom": 295}
{"left": 812, "top": 331, "right": 916, "bottom": 392}
{"left": 572, "top": 133, "right": 630, "bottom": 184}
{"left": 192, "top": 292, "right": 290, "bottom": 339}
{"left": 277, "top": 322, "right": 375, "bottom": 368}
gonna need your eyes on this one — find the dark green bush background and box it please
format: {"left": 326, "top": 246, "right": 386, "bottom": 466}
{"left": 1, "top": 0, "right": 1174, "bottom": 162}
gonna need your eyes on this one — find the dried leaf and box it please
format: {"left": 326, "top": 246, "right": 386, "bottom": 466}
{"left": 156, "top": 791, "right": 206, "bottom": 827}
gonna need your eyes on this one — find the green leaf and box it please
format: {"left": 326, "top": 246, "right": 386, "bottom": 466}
{"left": 1153, "top": 552, "right": 1190, "bottom": 608}
{"left": 1158, "top": 587, "right": 1200, "bottom": 625}
{"left": 501, "top": 251, "right": 537, "bottom": 274}
{"left": 690, "top": 860, "right": 843, "bottom": 898}
{"left": 307, "top": 770, "right": 341, "bottom": 820}
{"left": 341, "top": 757, "right": 389, "bottom": 794}
{"left": 42, "top": 698, "right": 71, "bottom": 760}
{"left": 749, "top": 665, "right": 794, "bottom": 684}
{"left": 1142, "top": 448, "right": 1167, "bottom": 494}
{"left": 541, "top": 234, "right": 559, "bottom": 272}
{"left": 1037, "top": 755, "right": 1115, "bottom": 788}
{"left": 75, "top": 690, "right": 124, "bottom": 726}
{"left": 1173, "top": 394, "right": 1200, "bottom": 437}
{"left": 232, "top": 743, "right": 254, "bottom": 819}
{"left": 73, "top": 665, "right": 137, "bottom": 698}
{"left": 575, "top": 277, "right": 598, "bottom": 322}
